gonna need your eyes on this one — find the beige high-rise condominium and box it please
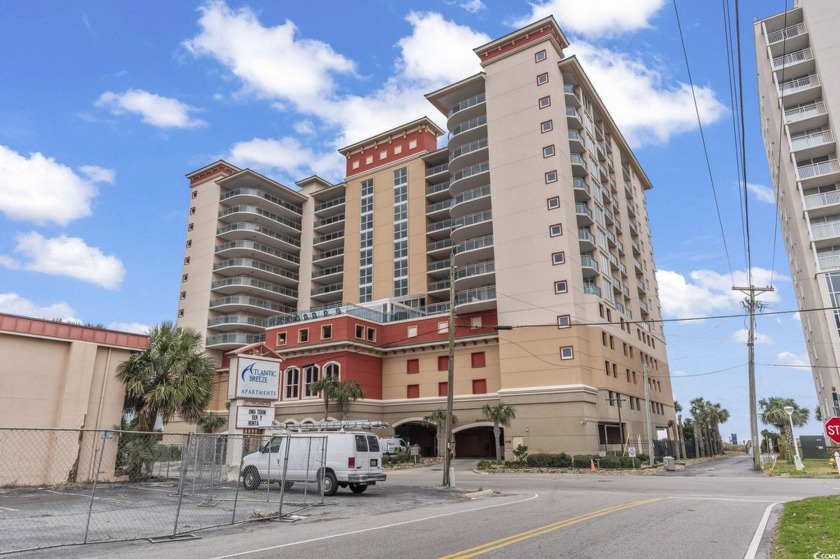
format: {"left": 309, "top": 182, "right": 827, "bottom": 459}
{"left": 177, "top": 16, "right": 675, "bottom": 456}
{"left": 755, "top": 0, "right": 840, "bottom": 419}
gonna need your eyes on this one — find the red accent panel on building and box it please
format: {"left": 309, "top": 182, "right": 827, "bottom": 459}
{"left": 278, "top": 350, "right": 383, "bottom": 400}
{"left": 407, "top": 358, "right": 419, "bottom": 374}
{"left": 344, "top": 129, "right": 438, "bottom": 178}
{"left": 472, "top": 379, "right": 487, "bottom": 394}
{"left": 438, "top": 382, "right": 448, "bottom": 397}
{"left": 0, "top": 313, "right": 148, "bottom": 349}
{"left": 471, "top": 352, "right": 486, "bottom": 368}
{"left": 407, "top": 385, "right": 419, "bottom": 399}
{"left": 477, "top": 26, "right": 555, "bottom": 64}
{"left": 189, "top": 163, "right": 237, "bottom": 186}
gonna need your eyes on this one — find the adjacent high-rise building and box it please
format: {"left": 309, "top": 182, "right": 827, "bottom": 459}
{"left": 178, "top": 16, "right": 675, "bottom": 456}
{"left": 755, "top": 0, "right": 840, "bottom": 418}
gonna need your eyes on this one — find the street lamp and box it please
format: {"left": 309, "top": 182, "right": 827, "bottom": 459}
{"left": 783, "top": 405, "right": 804, "bottom": 471}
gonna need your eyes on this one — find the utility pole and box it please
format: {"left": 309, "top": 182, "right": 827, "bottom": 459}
{"left": 732, "top": 285, "right": 774, "bottom": 471}
{"left": 443, "top": 252, "right": 456, "bottom": 487}
{"left": 643, "top": 361, "right": 654, "bottom": 466}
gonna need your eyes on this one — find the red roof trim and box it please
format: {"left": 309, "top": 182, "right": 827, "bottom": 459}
{"left": 0, "top": 313, "right": 149, "bottom": 349}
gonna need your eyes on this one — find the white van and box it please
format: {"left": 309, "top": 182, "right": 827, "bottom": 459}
{"left": 379, "top": 437, "right": 408, "bottom": 455}
{"left": 240, "top": 430, "right": 386, "bottom": 496}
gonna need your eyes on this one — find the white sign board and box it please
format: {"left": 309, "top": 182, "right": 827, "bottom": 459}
{"left": 235, "top": 357, "right": 280, "bottom": 400}
{"left": 236, "top": 406, "right": 275, "bottom": 429}
{"left": 628, "top": 447, "right": 637, "bottom": 458}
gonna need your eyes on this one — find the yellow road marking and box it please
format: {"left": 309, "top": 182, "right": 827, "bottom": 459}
{"left": 439, "top": 497, "right": 663, "bottom": 559}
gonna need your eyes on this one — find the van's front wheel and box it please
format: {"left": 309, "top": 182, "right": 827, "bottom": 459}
{"left": 319, "top": 470, "right": 338, "bottom": 496}
{"left": 349, "top": 483, "right": 367, "bottom": 494}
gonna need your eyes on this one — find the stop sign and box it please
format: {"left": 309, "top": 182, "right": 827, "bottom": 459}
{"left": 825, "top": 417, "right": 840, "bottom": 444}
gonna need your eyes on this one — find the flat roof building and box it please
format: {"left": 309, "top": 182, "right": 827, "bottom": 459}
{"left": 755, "top": 0, "right": 840, "bottom": 418}
{"left": 178, "top": 17, "right": 675, "bottom": 457}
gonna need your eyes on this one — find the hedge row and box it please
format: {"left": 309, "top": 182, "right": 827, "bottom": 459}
{"left": 522, "top": 452, "right": 648, "bottom": 469}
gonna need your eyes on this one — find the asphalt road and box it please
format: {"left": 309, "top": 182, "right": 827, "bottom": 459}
{"left": 9, "top": 455, "right": 840, "bottom": 559}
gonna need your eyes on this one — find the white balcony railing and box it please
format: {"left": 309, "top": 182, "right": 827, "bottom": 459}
{"left": 779, "top": 74, "right": 819, "bottom": 96}
{"left": 767, "top": 22, "right": 806, "bottom": 45}
{"left": 818, "top": 254, "right": 840, "bottom": 271}
{"left": 773, "top": 48, "right": 813, "bottom": 69}
{"left": 811, "top": 221, "right": 840, "bottom": 241}
{"left": 790, "top": 130, "right": 834, "bottom": 151}
{"left": 804, "top": 190, "right": 840, "bottom": 210}
{"left": 797, "top": 159, "right": 840, "bottom": 180}
{"left": 784, "top": 102, "right": 826, "bottom": 123}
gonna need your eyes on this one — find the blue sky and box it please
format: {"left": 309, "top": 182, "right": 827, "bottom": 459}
{"left": 0, "top": 0, "right": 820, "bottom": 441}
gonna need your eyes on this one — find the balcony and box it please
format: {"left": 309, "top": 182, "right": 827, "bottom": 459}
{"left": 426, "top": 163, "right": 449, "bottom": 178}
{"left": 451, "top": 184, "right": 491, "bottom": 218}
{"left": 448, "top": 92, "right": 486, "bottom": 117}
{"left": 811, "top": 221, "right": 840, "bottom": 246}
{"left": 209, "top": 295, "right": 294, "bottom": 316}
{"left": 313, "top": 213, "right": 345, "bottom": 234}
{"left": 220, "top": 187, "right": 302, "bottom": 217}
{"left": 790, "top": 130, "right": 835, "bottom": 160}
{"left": 796, "top": 159, "right": 840, "bottom": 185}
{"left": 633, "top": 258, "right": 643, "bottom": 274}
{"left": 449, "top": 138, "right": 489, "bottom": 175}
{"left": 628, "top": 219, "right": 639, "bottom": 237}
{"left": 424, "top": 301, "right": 450, "bottom": 315}
{"left": 578, "top": 229, "right": 596, "bottom": 252}
{"left": 311, "top": 282, "right": 343, "bottom": 296}
{"left": 426, "top": 199, "right": 452, "bottom": 219}
{"left": 773, "top": 48, "right": 814, "bottom": 76}
{"left": 575, "top": 203, "right": 593, "bottom": 226}
{"left": 312, "top": 265, "right": 344, "bottom": 279}
{"left": 426, "top": 180, "right": 450, "bottom": 201}
{"left": 454, "top": 234, "right": 494, "bottom": 266}
{"left": 566, "top": 107, "right": 582, "bottom": 129}
{"left": 583, "top": 281, "right": 601, "bottom": 297}
{"left": 313, "top": 247, "right": 344, "bottom": 266}
{"left": 450, "top": 115, "right": 488, "bottom": 146}
{"left": 455, "top": 285, "right": 496, "bottom": 313}
{"left": 570, "top": 153, "right": 588, "bottom": 177}
{"left": 784, "top": 102, "right": 828, "bottom": 133}
{"left": 455, "top": 261, "right": 495, "bottom": 290}
{"left": 637, "top": 279, "right": 647, "bottom": 294}
{"left": 206, "top": 332, "right": 265, "bottom": 350}
{"left": 804, "top": 189, "right": 840, "bottom": 217}
{"left": 215, "top": 240, "right": 299, "bottom": 266}
{"left": 639, "top": 299, "right": 650, "bottom": 314}
{"left": 427, "top": 279, "right": 450, "bottom": 294}
{"left": 451, "top": 209, "right": 493, "bottom": 242}
{"left": 314, "top": 196, "right": 345, "bottom": 214}
{"left": 573, "top": 177, "right": 591, "bottom": 202}
{"left": 564, "top": 84, "right": 580, "bottom": 107}
{"left": 211, "top": 277, "right": 297, "bottom": 301}
{"left": 216, "top": 222, "right": 300, "bottom": 249}
{"left": 778, "top": 74, "right": 820, "bottom": 106}
{"left": 766, "top": 22, "right": 808, "bottom": 56}
{"left": 207, "top": 315, "right": 266, "bottom": 332}
{"left": 568, "top": 130, "right": 585, "bottom": 153}
{"left": 581, "top": 254, "right": 598, "bottom": 278}
{"left": 427, "top": 258, "right": 451, "bottom": 277}
{"left": 427, "top": 238, "right": 453, "bottom": 257}
{"left": 818, "top": 254, "right": 840, "bottom": 272}
{"left": 218, "top": 205, "right": 302, "bottom": 234}
{"left": 427, "top": 219, "right": 453, "bottom": 239}
{"left": 213, "top": 258, "right": 298, "bottom": 284}
{"left": 449, "top": 160, "right": 490, "bottom": 197}
{"left": 313, "top": 230, "right": 345, "bottom": 250}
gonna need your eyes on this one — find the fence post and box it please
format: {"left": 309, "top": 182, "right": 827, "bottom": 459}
{"left": 231, "top": 434, "right": 244, "bottom": 525}
{"left": 173, "top": 433, "right": 191, "bottom": 536}
{"left": 83, "top": 431, "right": 109, "bottom": 544}
{"left": 278, "top": 433, "right": 292, "bottom": 516}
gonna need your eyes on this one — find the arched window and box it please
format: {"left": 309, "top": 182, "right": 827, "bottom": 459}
{"left": 323, "top": 362, "right": 340, "bottom": 380}
{"left": 284, "top": 367, "right": 300, "bottom": 399}
{"left": 303, "top": 364, "right": 320, "bottom": 398}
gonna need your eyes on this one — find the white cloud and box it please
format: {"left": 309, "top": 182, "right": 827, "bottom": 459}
{"left": 107, "top": 321, "right": 151, "bottom": 335}
{"left": 293, "top": 120, "right": 315, "bottom": 135}
{"left": 79, "top": 165, "right": 116, "bottom": 184}
{"left": 0, "top": 292, "right": 78, "bottom": 321}
{"left": 568, "top": 42, "right": 727, "bottom": 147}
{"left": 511, "top": 0, "right": 666, "bottom": 37}
{"left": 731, "top": 328, "right": 775, "bottom": 345}
{"left": 775, "top": 351, "right": 809, "bottom": 367}
{"left": 184, "top": 1, "right": 355, "bottom": 108}
{"left": 747, "top": 182, "right": 775, "bottom": 204}
{"left": 95, "top": 89, "right": 206, "bottom": 128}
{"left": 0, "top": 145, "right": 110, "bottom": 226}
{"left": 656, "top": 267, "right": 782, "bottom": 319}
{"left": 228, "top": 137, "right": 344, "bottom": 181}
{"left": 460, "top": 0, "right": 485, "bottom": 13}
{"left": 1, "top": 232, "right": 126, "bottom": 290}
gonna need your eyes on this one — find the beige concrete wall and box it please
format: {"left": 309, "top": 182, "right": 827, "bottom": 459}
{"left": 0, "top": 330, "right": 138, "bottom": 485}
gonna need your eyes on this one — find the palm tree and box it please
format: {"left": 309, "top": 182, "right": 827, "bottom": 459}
{"left": 481, "top": 403, "right": 516, "bottom": 464}
{"left": 759, "top": 397, "right": 809, "bottom": 462}
{"left": 334, "top": 380, "right": 364, "bottom": 420}
{"left": 116, "top": 322, "right": 215, "bottom": 431}
{"left": 309, "top": 374, "right": 340, "bottom": 420}
{"left": 198, "top": 412, "right": 226, "bottom": 433}
{"left": 710, "top": 404, "right": 730, "bottom": 455}
{"left": 424, "top": 408, "right": 457, "bottom": 458}
{"left": 690, "top": 398, "right": 711, "bottom": 457}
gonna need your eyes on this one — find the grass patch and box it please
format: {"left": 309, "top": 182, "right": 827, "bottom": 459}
{"left": 766, "top": 458, "right": 837, "bottom": 477}
{"left": 772, "top": 495, "right": 840, "bottom": 558}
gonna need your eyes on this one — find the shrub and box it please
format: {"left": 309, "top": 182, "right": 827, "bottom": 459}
{"left": 599, "top": 455, "right": 621, "bottom": 468}
{"left": 637, "top": 453, "right": 650, "bottom": 464}
{"left": 476, "top": 460, "right": 492, "bottom": 470}
{"left": 552, "top": 453, "right": 573, "bottom": 468}
{"left": 526, "top": 453, "right": 554, "bottom": 468}
{"left": 512, "top": 444, "right": 529, "bottom": 463}
{"left": 619, "top": 456, "right": 640, "bottom": 468}
{"left": 573, "top": 454, "right": 594, "bottom": 469}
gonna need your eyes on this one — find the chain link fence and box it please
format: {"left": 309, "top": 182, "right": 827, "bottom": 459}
{"left": 0, "top": 428, "right": 326, "bottom": 554}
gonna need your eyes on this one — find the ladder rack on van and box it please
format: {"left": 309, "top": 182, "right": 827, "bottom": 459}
{"left": 279, "top": 420, "right": 390, "bottom": 432}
